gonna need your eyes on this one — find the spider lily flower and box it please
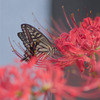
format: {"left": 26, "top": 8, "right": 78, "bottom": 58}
{"left": 55, "top": 32, "right": 91, "bottom": 71}
{"left": 70, "top": 17, "right": 100, "bottom": 72}
{"left": 55, "top": 7, "right": 100, "bottom": 72}
{"left": 1, "top": 58, "right": 100, "bottom": 99}
{"left": 0, "top": 59, "right": 80, "bottom": 100}
{"left": 0, "top": 61, "right": 38, "bottom": 100}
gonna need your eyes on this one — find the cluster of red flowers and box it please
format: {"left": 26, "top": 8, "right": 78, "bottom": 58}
{"left": 0, "top": 7, "right": 100, "bottom": 100}
{"left": 55, "top": 16, "right": 100, "bottom": 72}
{"left": 0, "top": 58, "right": 83, "bottom": 100}
{"left": 1, "top": 57, "right": 100, "bottom": 100}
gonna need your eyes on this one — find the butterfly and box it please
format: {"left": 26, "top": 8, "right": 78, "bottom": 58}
{"left": 17, "top": 24, "right": 56, "bottom": 61}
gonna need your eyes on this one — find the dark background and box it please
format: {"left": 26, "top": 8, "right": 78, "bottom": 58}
{"left": 52, "top": 0, "right": 100, "bottom": 31}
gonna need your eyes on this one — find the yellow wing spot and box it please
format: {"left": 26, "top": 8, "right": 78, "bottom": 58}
{"left": 34, "top": 50, "right": 36, "bottom": 55}
{"left": 30, "top": 42, "right": 34, "bottom": 47}
{"left": 36, "top": 39, "right": 39, "bottom": 43}
{"left": 47, "top": 45, "right": 51, "bottom": 49}
{"left": 25, "top": 43, "right": 28, "bottom": 46}
{"left": 34, "top": 41, "right": 36, "bottom": 45}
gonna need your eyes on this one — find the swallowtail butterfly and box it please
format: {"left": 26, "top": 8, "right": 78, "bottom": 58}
{"left": 18, "top": 24, "right": 56, "bottom": 61}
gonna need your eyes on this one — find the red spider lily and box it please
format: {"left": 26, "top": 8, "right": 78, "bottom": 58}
{"left": 1, "top": 58, "right": 100, "bottom": 100}
{"left": 0, "top": 60, "right": 38, "bottom": 100}
{"left": 0, "top": 59, "right": 82, "bottom": 100}
{"left": 55, "top": 31, "right": 91, "bottom": 72}
{"left": 73, "top": 17, "right": 100, "bottom": 72}
{"left": 55, "top": 13, "right": 100, "bottom": 72}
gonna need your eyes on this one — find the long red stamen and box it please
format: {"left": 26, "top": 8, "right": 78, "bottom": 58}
{"left": 70, "top": 13, "right": 78, "bottom": 28}
{"left": 90, "top": 10, "right": 93, "bottom": 20}
{"left": 13, "top": 50, "right": 24, "bottom": 59}
{"left": 32, "top": 13, "right": 53, "bottom": 41}
{"left": 13, "top": 40, "right": 25, "bottom": 52}
{"left": 45, "top": 19, "right": 60, "bottom": 36}
{"left": 32, "top": 13, "right": 61, "bottom": 45}
{"left": 77, "top": 9, "right": 82, "bottom": 22}
{"left": 8, "top": 38, "right": 24, "bottom": 59}
{"left": 58, "top": 19, "right": 68, "bottom": 32}
{"left": 51, "top": 17, "right": 64, "bottom": 33}
{"left": 9, "top": 38, "right": 33, "bottom": 61}
{"left": 85, "top": 8, "right": 89, "bottom": 17}
{"left": 62, "top": 5, "right": 72, "bottom": 29}
{"left": 18, "top": 42, "right": 26, "bottom": 52}
{"left": 13, "top": 40, "right": 33, "bottom": 59}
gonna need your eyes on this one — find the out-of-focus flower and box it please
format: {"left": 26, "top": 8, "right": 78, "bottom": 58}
{"left": 34, "top": 64, "right": 84, "bottom": 100}
{"left": 0, "top": 59, "right": 83, "bottom": 100}
{"left": 0, "top": 58, "right": 38, "bottom": 100}
{"left": 0, "top": 66, "right": 19, "bottom": 100}
{"left": 65, "top": 67, "right": 100, "bottom": 99}
{"left": 1, "top": 55, "right": 100, "bottom": 100}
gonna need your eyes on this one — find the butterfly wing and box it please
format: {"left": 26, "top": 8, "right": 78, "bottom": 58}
{"left": 18, "top": 24, "right": 55, "bottom": 61}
